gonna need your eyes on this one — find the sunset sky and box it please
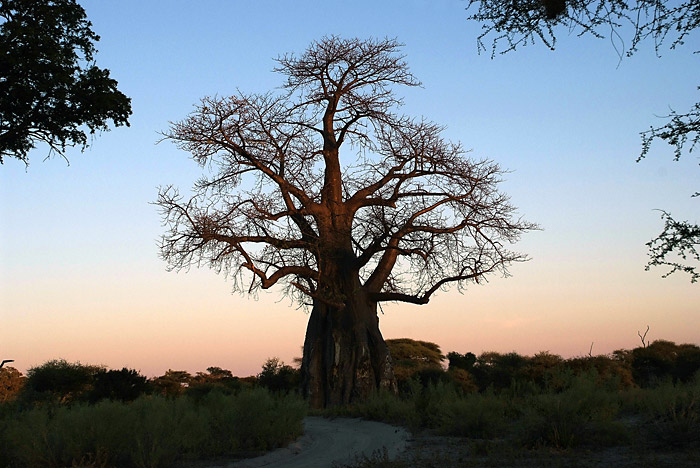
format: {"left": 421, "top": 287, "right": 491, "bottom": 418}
{"left": 1, "top": 0, "right": 698, "bottom": 378}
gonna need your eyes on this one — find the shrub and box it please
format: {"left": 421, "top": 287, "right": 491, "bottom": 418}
{"left": 632, "top": 376, "right": 700, "bottom": 448}
{"left": 354, "top": 389, "right": 419, "bottom": 428}
{"left": 520, "top": 351, "right": 563, "bottom": 389}
{"left": 257, "top": 358, "right": 300, "bottom": 394}
{"left": 90, "top": 368, "right": 150, "bottom": 403}
{"left": 387, "top": 339, "right": 445, "bottom": 388}
{"left": 448, "top": 368, "right": 478, "bottom": 394}
{"left": 0, "top": 367, "right": 25, "bottom": 403}
{"left": 21, "top": 359, "right": 104, "bottom": 406}
{"left": 185, "top": 381, "right": 238, "bottom": 402}
{"left": 436, "top": 392, "right": 508, "bottom": 438}
{"left": 631, "top": 340, "right": 700, "bottom": 387}
{"left": 472, "top": 351, "right": 528, "bottom": 391}
{"left": 515, "top": 371, "right": 627, "bottom": 449}
{"left": 150, "top": 369, "right": 192, "bottom": 397}
{"left": 189, "top": 366, "right": 241, "bottom": 397}
{"left": 446, "top": 351, "right": 476, "bottom": 372}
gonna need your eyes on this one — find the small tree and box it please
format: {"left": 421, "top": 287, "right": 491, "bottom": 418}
{"left": 387, "top": 338, "right": 445, "bottom": 385}
{"left": 447, "top": 351, "right": 478, "bottom": 372}
{"left": 187, "top": 366, "right": 241, "bottom": 399}
{"left": 257, "top": 358, "right": 300, "bottom": 394}
{"left": 0, "top": 0, "right": 132, "bottom": 165}
{"left": 158, "top": 36, "right": 535, "bottom": 407}
{"left": 151, "top": 369, "right": 192, "bottom": 397}
{"left": 90, "top": 368, "right": 149, "bottom": 403}
{"left": 22, "top": 359, "right": 103, "bottom": 405}
{"left": 0, "top": 366, "right": 25, "bottom": 402}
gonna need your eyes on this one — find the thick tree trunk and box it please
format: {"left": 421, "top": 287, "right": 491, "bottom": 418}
{"left": 300, "top": 285, "right": 397, "bottom": 408}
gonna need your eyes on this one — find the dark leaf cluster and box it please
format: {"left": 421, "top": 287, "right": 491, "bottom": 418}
{"left": 0, "top": 0, "right": 131, "bottom": 165}
{"left": 466, "top": 0, "right": 699, "bottom": 56}
{"left": 445, "top": 339, "right": 700, "bottom": 393}
{"left": 645, "top": 211, "right": 700, "bottom": 283}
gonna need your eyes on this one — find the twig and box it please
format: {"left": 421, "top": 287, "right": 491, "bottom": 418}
{"left": 638, "top": 325, "right": 650, "bottom": 348}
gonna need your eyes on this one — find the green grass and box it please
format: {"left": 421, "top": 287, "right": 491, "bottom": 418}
{"left": 0, "top": 388, "right": 306, "bottom": 468}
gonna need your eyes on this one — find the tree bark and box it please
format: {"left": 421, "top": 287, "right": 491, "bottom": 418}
{"left": 301, "top": 283, "right": 397, "bottom": 408}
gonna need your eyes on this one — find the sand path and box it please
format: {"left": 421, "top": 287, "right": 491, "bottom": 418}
{"left": 211, "top": 416, "right": 409, "bottom": 468}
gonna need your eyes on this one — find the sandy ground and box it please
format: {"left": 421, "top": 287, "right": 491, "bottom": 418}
{"left": 193, "top": 417, "right": 700, "bottom": 468}
{"left": 202, "top": 416, "right": 409, "bottom": 468}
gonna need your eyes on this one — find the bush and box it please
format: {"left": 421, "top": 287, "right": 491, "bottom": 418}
{"left": 437, "top": 391, "right": 508, "bottom": 438}
{"left": 90, "top": 368, "right": 150, "bottom": 403}
{"left": 631, "top": 340, "right": 700, "bottom": 387}
{"left": 185, "top": 381, "right": 238, "bottom": 401}
{"left": 354, "top": 389, "right": 419, "bottom": 428}
{"left": 448, "top": 368, "right": 478, "bottom": 394}
{"left": 515, "top": 371, "right": 627, "bottom": 449}
{"left": 21, "top": 359, "right": 104, "bottom": 406}
{"left": 257, "top": 358, "right": 301, "bottom": 394}
{"left": 472, "top": 351, "right": 528, "bottom": 391}
{"left": 0, "top": 367, "right": 25, "bottom": 403}
{"left": 150, "top": 370, "right": 192, "bottom": 397}
{"left": 629, "top": 375, "right": 700, "bottom": 448}
{"left": 446, "top": 351, "right": 476, "bottom": 372}
{"left": 387, "top": 339, "right": 445, "bottom": 390}
{"left": 187, "top": 366, "right": 242, "bottom": 401}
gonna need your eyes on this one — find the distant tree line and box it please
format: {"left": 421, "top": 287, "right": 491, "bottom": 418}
{"left": 0, "top": 357, "right": 302, "bottom": 406}
{"left": 386, "top": 338, "right": 700, "bottom": 395}
{"left": 1, "top": 338, "right": 699, "bottom": 405}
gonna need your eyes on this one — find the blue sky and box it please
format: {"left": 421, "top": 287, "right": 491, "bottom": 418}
{"left": 1, "top": 0, "right": 698, "bottom": 377}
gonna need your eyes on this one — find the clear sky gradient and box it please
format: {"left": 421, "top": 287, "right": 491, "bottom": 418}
{"left": 1, "top": 0, "right": 698, "bottom": 377}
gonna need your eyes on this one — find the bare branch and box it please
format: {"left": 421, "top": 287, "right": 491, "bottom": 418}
{"left": 157, "top": 36, "right": 534, "bottom": 307}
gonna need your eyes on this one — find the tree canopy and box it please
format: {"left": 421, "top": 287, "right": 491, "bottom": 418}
{"left": 158, "top": 36, "right": 534, "bottom": 406}
{"left": 159, "top": 36, "right": 533, "bottom": 308}
{"left": 0, "top": 0, "right": 132, "bottom": 165}
{"left": 467, "top": 0, "right": 699, "bottom": 282}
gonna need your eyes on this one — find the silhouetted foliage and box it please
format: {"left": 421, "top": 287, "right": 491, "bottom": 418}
{"left": 151, "top": 369, "right": 192, "bottom": 397}
{"left": 22, "top": 359, "right": 103, "bottom": 405}
{"left": 472, "top": 351, "right": 529, "bottom": 391}
{"left": 186, "top": 366, "right": 242, "bottom": 400}
{"left": 448, "top": 367, "right": 479, "bottom": 393}
{"left": 0, "top": 366, "right": 24, "bottom": 402}
{"left": 257, "top": 358, "right": 301, "bottom": 394}
{"left": 386, "top": 339, "right": 447, "bottom": 393}
{"left": 447, "top": 351, "right": 477, "bottom": 372}
{"left": 645, "top": 212, "right": 700, "bottom": 283}
{"left": 157, "top": 36, "right": 535, "bottom": 407}
{"left": 466, "top": 1, "right": 698, "bottom": 56}
{"left": 566, "top": 355, "right": 634, "bottom": 389}
{"left": 520, "top": 351, "right": 564, "bottom": 388}
{"left": 89, "top": 368, "right": 149, "bottom": 403}
{"left": 442, "top": 339, "right": 697, "bottom": 393}
{"left": 466, "top": 1, "right": 700, "bottom": 282}
{"left": 0, "top": 0, "right": 132, "bottom": 165}
{"left": 202, "top": 366, "right": 234, "bottom": 380}
{"left": 632, "top": 340, "right": 700, "bottom": 386}
{"left": 412, "top": 367, "right": 454, "bottom": 389}
{"left": 0, "top": 389, "right": 307, "bottom": 468}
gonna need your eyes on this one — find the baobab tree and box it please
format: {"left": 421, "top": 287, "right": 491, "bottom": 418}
{"left": 157, "top": 36, "right": 535, "bottom": 407}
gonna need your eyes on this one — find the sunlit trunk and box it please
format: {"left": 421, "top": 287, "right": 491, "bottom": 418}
{"left": 300, "top": 280, "right": 397, "bottom": 408}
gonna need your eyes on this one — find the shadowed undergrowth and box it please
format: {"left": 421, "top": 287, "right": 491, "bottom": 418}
{"left": 322, "top": 369, "right": 700, "bottom": 452}
{"left": 0, "top": 388, "right": 305, "bottom": 468}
